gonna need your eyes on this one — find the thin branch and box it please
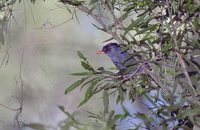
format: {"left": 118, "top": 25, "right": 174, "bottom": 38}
{"left": 77, "top": 5, "right": 123, "bottom": 44}
{"left": 166, "top": 0, "right": 196, "bottom": 96}
{"left": 0, "top": 51, "right": 9, "bottom": 69}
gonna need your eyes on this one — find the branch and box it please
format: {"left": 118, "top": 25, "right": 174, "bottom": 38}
{"left": 166, "top": 0, "right": 196, "bottom": 96}
{"left": 77, "top": 5, "right": 123, "bottom": 44}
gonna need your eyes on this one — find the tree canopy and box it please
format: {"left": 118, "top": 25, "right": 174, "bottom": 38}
{"left": 1, "top": 0, "right": 200, "bottom": 130}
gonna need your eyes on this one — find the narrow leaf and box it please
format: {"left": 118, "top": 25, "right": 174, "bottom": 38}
{"left": 78, "top": 80, "right": 99, "bottom": 107}
{"left": 77, "top": 51, "right": 87, "bottom": 61}
{"left": 58, "top": 106, "right": 80, "bottom": 124}
{"left": 103, "top": 90, "right": 109, "bottom": 114}
{"left": 70, "top": 72, "right": 92, "bottom": 76}
{"left": 135, "top": 24, "right": 157, "bottom": 35}
{"left": 65, "top": 78, "right": 86, "bottom": 94}
{"left": 81, "top": 61, "right": 93, "bottom": 71}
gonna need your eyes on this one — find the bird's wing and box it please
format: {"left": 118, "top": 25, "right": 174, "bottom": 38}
{"left": 112, "top": 61, "right": 126, "bottom": 70}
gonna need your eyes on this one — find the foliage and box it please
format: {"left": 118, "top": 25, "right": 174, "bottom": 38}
{"left": 60, "top": 0, "right": 200, "bottom": 130}
{"left": 11, "top": 0, "right": 200, "bottom": 130}
{"left": 0, "top": 0, "right": 18, "bottom": 46}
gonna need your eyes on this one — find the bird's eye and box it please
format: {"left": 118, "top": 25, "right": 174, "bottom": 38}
{"left": 103, "top": 47, "right": 111, "bottom": 53}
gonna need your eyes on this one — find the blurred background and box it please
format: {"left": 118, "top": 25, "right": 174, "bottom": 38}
{"left": 0, "top": 0, "right": 113, "bottom": 129}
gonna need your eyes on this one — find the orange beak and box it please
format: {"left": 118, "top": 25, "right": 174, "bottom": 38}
{"left": 96, "top": 51, "right": 105, "bottom": 55}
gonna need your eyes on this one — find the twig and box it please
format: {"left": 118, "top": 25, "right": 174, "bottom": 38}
{"left": 143, "top": 63, "right": 170, "bottom": 93}
{"left": 121, "top": 64, "right": 143, "bottom": 82}
{"left": 166, "top": 0, "right": 196, "bottom": 96}
{"left": 0, "top": 51, "right": 9, "bottom": 69}
{"left": 13, "top": 47, "right": 25, "bottom": 128}
{"left": 77, "top": 5, "right": 123, "bottom": 44}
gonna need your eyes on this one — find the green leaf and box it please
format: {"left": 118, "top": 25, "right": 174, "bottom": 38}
{"left": 120, "top": 34, "right": 130, "bottom": 43}
{"left": 78, "top": 80, "right": 99, "bottom": 107}
{"left": 108, "top": 110, "right": 115, "bottom": 120}
{"left": 60, "top": 0, "right": 85, "bottom": 6}
{"left": 119, "top": 105, "right": 130, "bottom": 120}
{"left": 77, "top": 51, "right": 87, "bottom": 61}
{"left": 119, "top": 11, "right": 131, "bottom": 21}
{"left": 9, "top": 0, "right": 17, "bottom": 5}
{"left": 58, "top": 106, "right": 80, "bottom": 125}
{"left": 65, "top": 78, "right": 86, "bottom": 94}
{"left": 23, "top": 123, "right": 46, "bottom": 130}
{"left": 135, "top": 24, "right": 157, "bottom": 35}
{"left": 177, "top": 107, "right": 200, "bottom": 119}
{"left": 135, "top": 112, "right": 154, "bottom": 123}
{"left": 30, "top": 0, "right": 36, "bottom": 4}
{"left": 123, "top": 4, "right": 136, "bottom": 11}
{"left": 117, "top": 87, "right": 125, "bottom": 104}
{"left": 161, "top": 43, "right": 173, "bottom": 53}
{"left": 103, "top": 90, "right": 109, "bottom": 115}
{"left": 114, "top": 114, "right": 125, "bottom": 121}
{"left": 80, "top": 77, "right": 99, "bottom": 90}
{"left": 81, "top": 61, "right": 94, "bottom": 71}
{"left": 89, "top": 0, "right": 98, "bottom": 5}
{"left": 70, "top": 72, "right": 92, "bottom": 76}
{"left": 124, "top": 15, "right": 146, "bottom": 35}
{"left": 92, "top": 23, "right": 106, "bottom": 32}
{"left": 107, "top": 110, "right": 115, "bottom": 128}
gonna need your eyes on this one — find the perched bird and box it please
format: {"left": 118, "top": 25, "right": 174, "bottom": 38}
{"left": 97, "top": 43, "right": 138, "bottom": 73}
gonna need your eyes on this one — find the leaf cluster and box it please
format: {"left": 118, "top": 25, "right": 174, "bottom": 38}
{"left": 20, "top": 0, "right": 200, "bottom": 129}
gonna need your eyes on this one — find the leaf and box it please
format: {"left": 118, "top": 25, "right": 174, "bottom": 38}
{"left": 117, "top": 87, "right": 125, "bottom": 104}
{"left": 92, "top": 23, "right": 106, "bottom": 32}
{"left": 81, "top": 61, "right": 94, "bottom": 71}
{"left": 70, "top": 72, "right": 92, "bottom": 76}
{"left": 161, "top": 43, "right": 173, "bottom": 53}
{"left": 120, "top": 105, "right": 130, "bottom": 120}
{"left": 89, "top": 0, "right": 98, "bottom": 5}
{"left": 23, "top": 123, "right": 46, "bottom": 130}
{"left": 137, "top": 3, "right": 159, "bottom": 17}
{"left": 135, "top": 112, "right": 153, "bottom": 123}
{"left": 119, "top": 11, "right": 131, "bottom": 21}
{"left": 80, "top": 77, "right": 99, "bottom": 90}
{"left": 120, "top": 34, "right": 130, "bottom": 43}
{"left": 102, "top": 37, "right": 114, "bottom": 43}
{"left": 60, "top": 0, "right": 85, "bottom": 6}
{"left": 78, "top": 80, "right": 99, "bottom": 107}
{"left": 9, "top": 0, "right": 17, "bottom": 5}
{"left": 107, "top": 110, "right": 115, "bottom": 128}
{"left": 108, "top": 110, "right": 115, "bottom": 120}
{"left": 103, "top": 90, "right": 109, "bottom": 115}
{"left": 58, "top": 106, "right": 80, "bottom": 125}
{"left": 124, "top": 15, "right": 146, "bottom": 35}
{"left": 123, "top": 4, "right": 136, "bottom": 11}
{"left": 65, "top": 78, "right": 86, "bottom": 94}
{"left": 77, "top": 50, "right": 87, "bottom": 61}
{"left": 114, "top": 114, "right": 125, "bottom": 121}
{"left": 177, "top": 107, "right": 200, "bottom": 119}
{"left": 135, "top": 24, "right": 157, "bottom": 35}
{"left": 30, "top": 0, "right": 36, "bottom": 4}
{"left": 0, "top": 20, "right": 6, "bottom": 45}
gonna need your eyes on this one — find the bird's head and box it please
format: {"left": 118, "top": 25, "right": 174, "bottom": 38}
{"left": 97, "top": 43, "right": 121, "bottom": 57}
{"left": 97, "top": 42, "right": 134, "bottom": 70}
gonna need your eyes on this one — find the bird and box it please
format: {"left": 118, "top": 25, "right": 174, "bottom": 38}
{"left": 97, "top": 42, "right": 139, "bottom": 74}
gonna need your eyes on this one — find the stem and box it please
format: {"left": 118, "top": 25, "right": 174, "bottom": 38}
{"left": 166, "top": 0, "right": 196, "bottom": 96}
{"left": 77, "top": 5, "right": 123, "bottom": 44}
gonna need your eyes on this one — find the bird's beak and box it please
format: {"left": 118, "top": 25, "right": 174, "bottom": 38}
{"left": 96, "top": 51, "right": 105, "bottom": 55}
